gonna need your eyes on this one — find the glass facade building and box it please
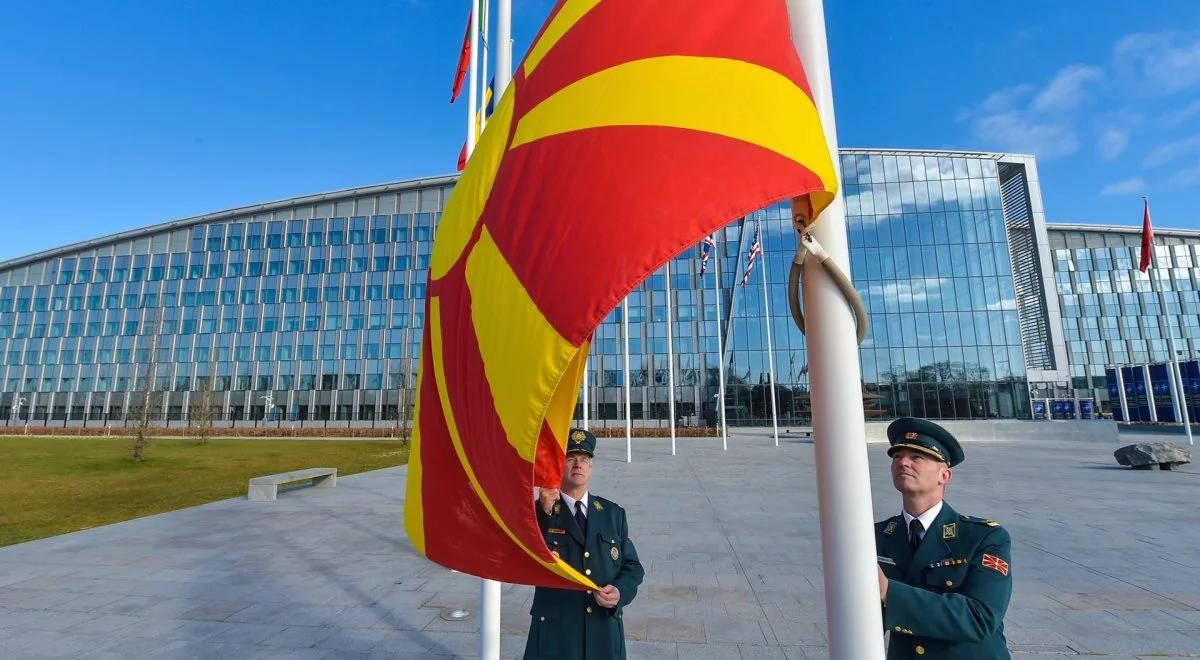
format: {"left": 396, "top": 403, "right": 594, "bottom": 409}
{"left": 0, "top": 149, "right": 1079, "bottom": 427}
{"left": 1038, "top": 224, "right": 1200, "bottom": 413}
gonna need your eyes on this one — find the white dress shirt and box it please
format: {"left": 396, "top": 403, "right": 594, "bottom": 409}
{"left": 561, "top": 491, "right": 589, "bottom": 520}
{"left": 901, "top": 500, "right": 943, "bottom": 542}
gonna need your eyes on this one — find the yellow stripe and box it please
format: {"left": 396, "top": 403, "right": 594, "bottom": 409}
{"left": 430, "top": 83, "right": 516, "bottom": 281}
{"left": 429, "top": 297, "right": 598, "bottom": 589}
{"left": 512, "top": 55, "right": 837, "bottom": 192}
{"left": 403, "top": 358, "right": 427, "bottom": 554}
{"left": 465, "top": 228, "right": 580, "bottom": 462}
{"left": 522, "top": 0, "right": 601, "bottom": 77}
{"left": 545, "top": 340, "right": 588, "bottom": 452}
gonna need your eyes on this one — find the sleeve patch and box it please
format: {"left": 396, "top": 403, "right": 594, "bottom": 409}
{"left": 981, "top": 553, "right": 1009, "bottom": 576}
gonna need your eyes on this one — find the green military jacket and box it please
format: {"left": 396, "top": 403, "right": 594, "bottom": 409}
{"left": 875, "top": 502, "right": 1012, "bottom": 660}
{"left": 523, "top": 493, "right": 644, "bottom": 660}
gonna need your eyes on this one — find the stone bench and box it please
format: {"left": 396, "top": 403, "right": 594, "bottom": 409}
{"left": 248, "top": 467, "right": 337, "bottom": 501}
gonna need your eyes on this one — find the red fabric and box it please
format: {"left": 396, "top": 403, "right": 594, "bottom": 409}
{"left": 482, "top": 125, "right": 822, "bottom": 346}
{"left": 409, "top": 0, "right": 835, "bottom": 589}
{"left": 1140, "top": 198, "right": 1154, "bottom": 273}
{"left": 450, "top": 8, "right": 471, "bottom": 103}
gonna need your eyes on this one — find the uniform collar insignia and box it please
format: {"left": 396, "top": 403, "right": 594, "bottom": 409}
{"left": 942, "top": 522, "right": 957, "bottom": 540}
{"left": 883, "top": 520, "right": 898, "bottom": 535}
{"left": 593, "top": 499, "right": 603, "bottom": 511}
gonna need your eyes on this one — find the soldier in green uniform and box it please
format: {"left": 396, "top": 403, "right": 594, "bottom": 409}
{"left": 523, "top": 428, "right": 644, "bottom": 660}
{"left": 875, "top": 417, "right": 1012, "bottom": 659}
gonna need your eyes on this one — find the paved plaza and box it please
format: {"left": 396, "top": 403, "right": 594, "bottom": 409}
{"left": 1, "top": 428, "right": 1198, "bottom": 659}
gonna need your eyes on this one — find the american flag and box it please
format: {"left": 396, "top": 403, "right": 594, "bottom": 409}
{"left": 698, "top": 235, "right": 716, "bottom": 278}
{"left": 741, "top": 222, "right": 763, "bottom": 287}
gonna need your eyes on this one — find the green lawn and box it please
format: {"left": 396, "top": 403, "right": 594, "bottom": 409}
{"left": 0, "top": 436, "right": 409, "bottom": 547}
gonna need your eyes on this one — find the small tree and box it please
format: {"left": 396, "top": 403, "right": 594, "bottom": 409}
{"left": 132, "top": 314, "right": 164, "bottom": 461}
{"left": 190, "top": 341, "right": 219, "bottom": 446}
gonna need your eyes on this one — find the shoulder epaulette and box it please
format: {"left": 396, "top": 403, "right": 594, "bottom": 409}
{"left": 961, "top": 515, "right": 1002, "bottom": 527}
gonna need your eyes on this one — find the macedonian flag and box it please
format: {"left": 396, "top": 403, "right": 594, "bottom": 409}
{"left": 404, "top": 0, "right": 837, "bottom": 589}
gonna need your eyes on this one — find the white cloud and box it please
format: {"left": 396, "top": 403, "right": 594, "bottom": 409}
{"left": 1032, "top": 65, "right": 1104, "bottom": 112}
{"left": 1101, "top": 177, "right": 1145, "bottom": 195}
{"left": 1168, "top": 160, "right": 1200, "bottom": 188}
{"left": 1115, "top": 31, "right": 1200, "bottom": 95}
{"left": 1161, "top": 100, "right": 1200, "bottom": 127}
{"left": 1097, "top": 128, "right": 1129, "bottom": 160}
{"left": 971, "top": 112, "right": 1079, "bottom": 158}
{"left": 1143, "top": 135, "right": 1200, "bottom": 167}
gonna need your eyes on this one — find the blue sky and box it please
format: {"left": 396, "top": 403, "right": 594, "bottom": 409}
{"left": 1, "top": 1, "right": 1198, "bottom": 262}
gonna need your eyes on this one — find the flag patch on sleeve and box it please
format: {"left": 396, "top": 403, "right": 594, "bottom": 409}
{"left": 981, "top": 553, "right": 1009, "bottom": 576}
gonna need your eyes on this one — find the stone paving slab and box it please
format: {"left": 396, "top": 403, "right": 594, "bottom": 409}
{"left": 1, "top": 428, "right": 1199, "bottom": 658}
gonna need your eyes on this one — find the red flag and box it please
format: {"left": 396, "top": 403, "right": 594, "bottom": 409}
{"left": 449, "top": 8, "right": 472, "bottom": 103}
{"left": 1140, "top": 198, "right": 1154, "bottom": 273}
{"left": 407, "top": 0, "right": 838, "bottom": 589}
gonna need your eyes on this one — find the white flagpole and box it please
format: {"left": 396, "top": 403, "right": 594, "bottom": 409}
{"left": 758, "top": 224, "right": 780, "bottom": 446}
{"left": 665, "top": 261, "right": 677, "bottom": 455}
{"left": 623, "top": 296, "right": 633, "bottom": 462}
{"left": 466, "top": 0, "right": 480, "bottom": 155}
{"left": 1115, "top": 365, "right": 1130, "bottom": 422}
{"left": 712, "top": 233, "right": 728, "bottom": 450}
{"left": 786, "top": 1, "right": 885, "bottom": 658}
{"left": 495, "top": 0, "right": 512, "bottom": 95}
{"left": 490, "top": 0, "right": 513, "bottom": 179}
{"left": 476, "top": 3, "right": 501, "bottom": 659}
{"left": 479, "top": 0, "right": 490, "bottom": 133}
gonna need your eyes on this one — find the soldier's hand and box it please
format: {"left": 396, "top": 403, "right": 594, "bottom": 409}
{"left": 538, "top": 488, "right": 560, "bottom": 515}
{"left": 877, "top": 565, "right": 889, "bottom": 603}
{"left": 596, "top": 584, "right": 620, "bottom": 608}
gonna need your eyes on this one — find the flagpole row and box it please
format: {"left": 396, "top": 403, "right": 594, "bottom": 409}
{"left": 1144, "top": 197, "right": 1193, "bottom": 445}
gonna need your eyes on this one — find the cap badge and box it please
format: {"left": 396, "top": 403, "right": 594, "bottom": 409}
{"left": 571, "top": 430, "right": 586, "bottom": 443}
{"left": 904, "top": 431, "right": 919, "bottom": 440}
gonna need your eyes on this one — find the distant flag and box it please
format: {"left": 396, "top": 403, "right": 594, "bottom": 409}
{"left": 458, "top": 77, "right": 496, "bottom": 171}
{"left": 1140, "top": 197, "right": 1154, "bottom": 273}
{"left": 449, "top": 6, "right": 473, "bottom": 103}
{"left": 406, "top": 0, "right": 838, "bottom": 590}
{"left": 741, "top": 221, "right": 763, "bottom": 287}
{"left": 698, "top": 235, "right": 716, "bottom": 278}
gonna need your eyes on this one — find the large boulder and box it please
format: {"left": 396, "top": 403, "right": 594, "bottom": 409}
{"left": 1114, "top": 442, "right": 1191, "bottom": 470}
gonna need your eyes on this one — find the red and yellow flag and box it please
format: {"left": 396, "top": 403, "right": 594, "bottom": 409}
{"left": 405, "top": 0, "right": 837, "bottom": 590}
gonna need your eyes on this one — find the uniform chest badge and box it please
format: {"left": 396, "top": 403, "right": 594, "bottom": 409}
{"left": 883, "top": 520, "right": 898, "bottom": 536}
{"left": 942, "top": 522, "right": 957, "bottom": 540}
{"left": 610, "top": 546, "right": 619, "bottom": 560}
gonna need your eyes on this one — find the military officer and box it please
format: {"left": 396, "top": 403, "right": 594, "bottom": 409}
{"left": 523, "top": 428, "right": 644, "bottom": 660}
{"left": 875, "top": 417, "right": 1012, "bottom": 659}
